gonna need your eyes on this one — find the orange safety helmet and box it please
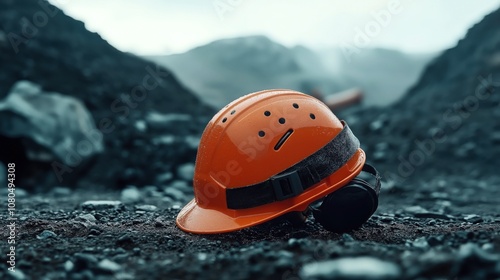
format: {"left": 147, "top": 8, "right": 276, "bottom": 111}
{"left": 176, "top": 89, "right": 367, "bottom": 234}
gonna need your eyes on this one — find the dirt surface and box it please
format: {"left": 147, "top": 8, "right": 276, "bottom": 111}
{"left": 1, "top": 178, "right": 499, "bottom": 280}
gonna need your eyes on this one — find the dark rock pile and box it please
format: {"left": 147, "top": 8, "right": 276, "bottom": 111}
{"left": 344, "top": 7, "right": 500, "bottom": 184}
{"left": 0, "top": 81, "right": 103, "bottom": 187}
{"left": 0, "top": 0, "right": 214, "bottom": 190}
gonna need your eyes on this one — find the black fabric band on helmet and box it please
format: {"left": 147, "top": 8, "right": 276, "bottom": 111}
{"left": 226, "top": 121, "right": 360, "bottom": 209}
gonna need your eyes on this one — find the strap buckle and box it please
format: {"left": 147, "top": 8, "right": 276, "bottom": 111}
{"left": 271, "top": 170, "right": 303, "bottom": 201}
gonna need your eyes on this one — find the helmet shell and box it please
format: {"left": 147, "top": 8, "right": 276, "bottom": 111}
{"left": 177, "top": 89, "right": 365, "bottom": 233}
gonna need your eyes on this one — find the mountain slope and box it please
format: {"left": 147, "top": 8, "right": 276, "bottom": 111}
{"left": 322, "top": 48, "right": 436, "bottom": 106}
{"left": 348, "top": 7, "right": 500, "bottom": 182}
{"left": 148, "top": 36, "right": 434, "bottom": 109}
{"left": 147, "top": 36, "right": 341, "bottom": 109}
{"left": 0, "top": 0, "right": 214, "bottom": 189}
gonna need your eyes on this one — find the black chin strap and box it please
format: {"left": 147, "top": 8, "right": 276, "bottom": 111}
{"left": 226, "top": 121, "right": 360, "bottom": 210}
{"left": 359, "top": 163, "right": 381, "bottom": 195}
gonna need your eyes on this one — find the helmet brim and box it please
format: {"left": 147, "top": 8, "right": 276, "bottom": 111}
{"left": 176, "top": 149, "right": 366, "bottom": 234}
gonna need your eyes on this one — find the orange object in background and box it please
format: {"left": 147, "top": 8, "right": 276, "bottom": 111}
{"left": 322, "top": 88, "right": 364, "bottom": 111}
{"left": 324, "top": 88, "right": 363, "bottom": 111}
{"left": 176, "top": 89, "right": 367, "bottom": 234}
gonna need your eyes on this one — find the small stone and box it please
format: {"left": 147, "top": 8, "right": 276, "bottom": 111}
{"left": 370, "top": 120, "right": 384, "bottom": 131}
{"left": 381, "top": 216, "right": 394, "bottom": 223}
{"left": 133, "top": 247, "right": 141, "bottom": 256}
{"left": 300, "top": 257, "right": 401, "bottom": 279}
{"left": 197, "top": 252, "right": 208, "bottom": 261}
{"left": 274, "top": 250, "right": 294, "bottom": 268}
{"left": 154, "top": 218, "right": 164, "bottom": 227}
{"left": 64, "top": 260, "right": 74, "bottom": 272}
{"left": 156, "top": 172, "right": 173, "bottom": 183}
{"left": 161, "top": 196, "right": 174, "bottom": 204}
{"left": 342, "top": 233, "right": 355, "bottom": 242}
{"left": 78, "top": 213, "right": 97, "bottom": 223}
{"left": 171, "top": 204, "right": 181, "bottom": 210}
{"left": 412, "top": 237, "right": 429, "bottom": 248}
{"left": 15, "top": 188, "right": 28, "bottom": 198}
{"left": 170, "top": 180, "right": 191, "bottom": 192}
{"left": 116, "top": 234, "right": 134, "bottom": 246}
{"left": 121, "top": 186, "right": 141, "bottom": 203}
{"left": 427, "top": 235, "right": 444, "bottom": 246}
{"left": 482, "top": 243, "right": 494, "bottom": 250}
{"left": 404, "top": 205, "right": 428, "bottom": 214}
{"left": 36, "top": 230, "right": 57, "bottom": 240}
{"left": 134, "top": 205, "right": 157, "bottom": 211}
{"left": 373, "top": 150, "right": 387, "bottom": 161}
{"left": 164, "top": 188, "right": 186, "bottom": 202}
{"left": 115, "top": 272, "right": 135, "bottom": 280}
{"left": 430, "top": 192, "right": 449, "bottom": 199}
{"left": 73, "top": 253, "right": 98, "bottom": 271}
{"left": 116, "top": 247, "right": 127, "bottom": 254}
{"left": 184, "top": 135, "right": 200, "bottom": 149}
{"left": 51, "top": 187, "right": 72, "bottom": 197}
{"left": 6, "top": 269, "right": 27, "bottom": 280}
{"left": 177, "top": 163, "right": 195, "bottom": 181}
{"left": 287, "top": 238, "right": 299, "bottom": 248}
{"left": 81, "top": 200, "right": 123, "bottom": 211}
{"left": 458, "top": 243, "right": 499, "bottom": 263}
{"left": 464, "top": 214, "right": 483, "bottom": 223}
{"left": 83, "top": 247, "right": 97, "bottom": 252}
{"left": 134, "top": 120, "right": 147, "bottom": 132}
{"left": 143, "top": 185, "right": 163, "bottom": 197}
{"left": 97, "top": 259, "right": 122, "bottom": 273}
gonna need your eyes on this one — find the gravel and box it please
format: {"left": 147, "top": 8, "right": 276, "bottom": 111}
{"left": 121, "top": 186, "right": 142, "bottom": 203}
{"left": 35, "top": 230, "right": 57, "bottom": 240}
{"left": 81, "top": 201, "right": 124, "bottom": 211}
{"left": 0, "top": 187, "right": 498, "bottom": 280}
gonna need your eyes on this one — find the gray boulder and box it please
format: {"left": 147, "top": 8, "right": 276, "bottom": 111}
{"left": 0, "top": 81, "right": 103, "bottom": 189}
{"left": 0, "top": 81, "right": 103, "bottom": 165}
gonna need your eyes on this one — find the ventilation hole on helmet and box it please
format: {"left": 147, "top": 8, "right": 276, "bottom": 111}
{"left": 264, "top": 111, "right": 271, "bottom": 116}
{"left": 230, "top": 110, "right": 236, "bottom": 115}
{"left": 293, "top": 103, "right": 299, "bottom": 109}
{"left": 274, "top": 129, "right": 293, "bottom": 150}
{"left": 310, "top": 113, "right": 316, "bottom": 120}
{"left": 258, "top": 130, "right": 265, "bottom": 137}
{"left": 279, "top": 118, "right": 286, "bottom": 124}
{"left": 222, "top": 117, "right": 227, "bottom": 123}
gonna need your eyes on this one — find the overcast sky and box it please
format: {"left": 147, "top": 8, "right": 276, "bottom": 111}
{"left": 49, "top": 0, "right": 500, "bottom": 55}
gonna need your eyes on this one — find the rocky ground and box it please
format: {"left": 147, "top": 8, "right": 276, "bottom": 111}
{"left": 1, "top": 2, "right": 500, "bottom": 280}
{"left": 1, "top": 174, "right": 499, "bottom": 280}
